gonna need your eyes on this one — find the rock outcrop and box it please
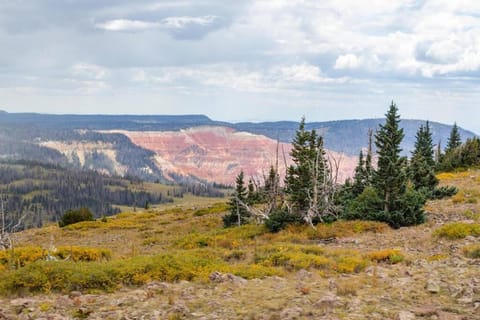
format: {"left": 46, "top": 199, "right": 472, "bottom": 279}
{"left": 114, "top": 126, "right": 357, "bottom": 185}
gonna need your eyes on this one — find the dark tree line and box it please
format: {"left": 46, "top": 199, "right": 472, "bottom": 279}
{"left": 436, "top": 123, "right": 480, "bottom": 171}
{"left": 0, "top": 162, "right": 174, "bottom": 231}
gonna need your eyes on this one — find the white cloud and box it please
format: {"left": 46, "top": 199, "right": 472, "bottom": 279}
{"left": 334, "top": 54, "right": 360, "bottom": 70}
{"left": 95, "top": 19, "right": 161, "bottom": 31}
{"left": 129, "top": 63, "right": 353, "bottom": 94}
{"left": 95, "top": 16, "right": 217, "bottom": 32}
{"left": 162, "top": 16, "right": 217, "bottom": 29}
{"left": 278, "top": 64, "right": 323, "bottom": 82}
{"left": 72, "top": 63, "right": 108, "bottom": 80}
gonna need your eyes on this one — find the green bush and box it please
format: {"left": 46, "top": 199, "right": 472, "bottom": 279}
{"left": 343, "top": 187, "right": 383, "bottom": 221}
{"left": 265, "top": 209, "right": 301, "bottom": 233}
{"left": 431, "top": 186, "right": 458, "bottom": 199}
{"left": 343, "top": 187, "right": 426, "bottom": 229}
{"left": 59, "top": 208, "right": 94, "bottom": 227}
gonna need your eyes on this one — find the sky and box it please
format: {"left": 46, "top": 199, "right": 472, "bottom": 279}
{"left": 0, "top": 0, "right": 479, "bottom": 133}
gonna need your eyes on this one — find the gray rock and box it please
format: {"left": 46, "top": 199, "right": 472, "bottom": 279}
{"left": 68, "top": 291, "right": 82, "bottom": 299}
{"left": 280, "top": 307, "right": 302, "bottom": 320}
{"left": 314, "top": 295, "right": 341, "bottom": 309}
{"left": 397, "top": 311, "right": 415, "bottom": 320}
{"left": 209, "top": 271, "right": 246, "bottom": 284}
{"left": 296, "top": 268, "right": 312, "bottom": 280}
{"left": 10, "top": 298, "right": 34, "bottom": 307}
{"left": 45, "top": 314, "right": 69, "bottom": 320}
{"left": 412, "top": 307, "right": 438, "bottom": 317}
{"left": 169, "top": 302, "right": 189, "bottom": 316}
{"left": 457, "top": 296, "right": 473, "bottom": 304}
{"left": 426, "top": 279, "right": 441, "bottom": 293}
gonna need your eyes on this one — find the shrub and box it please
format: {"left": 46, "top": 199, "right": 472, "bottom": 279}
{"left": 0, "top": 246, "right": 112, "bottom": 270}
{"left": 367, "top": 249, "right": 404, "bottom": 264}
{"left": 59, "top": 208, "right": 94, "bottom": 227}
{"left": 463, "top": 245, "right": 480, "bottom": 259}
{"left": 431, "top": 186, "right": 458, "bottom": 199}
{"left": 433, "top": 222, "right": 480, "bottom": 240}
{"left": 265, "top": 209, "right": 302, "bottom": 233}
{"left": 227, "top": 264, "right": 281, "bottom": 279}
{"left": 174, "top": 224, "right": 265, "bottom": 250}
{"left": 336, "top": 279, "right": 362, "bottom": 296}
{"left": 56, "top": 246, "right": 112, "bottom": 262}
{"left": 0, "top": 246, "right": 45, "bottom": 268}
{"left": 334, "top": 256, "right": 368, "bottom": 273}
{"left": 307, "top": 220, "right": 389, "bottom": 240}
{"left": 0, "top": 261, "right": 115, "bottom": 294}
{"left": 343, "top": 187, "right": 383, "bottom": 221}
{"left": 344, "top": 185, "right": 426, "bottom": 229}
{"left": 194, "top": 203, "right": 229, "bottom": 216}
{"left": 451, "top": 192, "right": 466, "bottom": 204}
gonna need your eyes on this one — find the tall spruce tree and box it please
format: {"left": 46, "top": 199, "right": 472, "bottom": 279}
{"left": 223, "top": 171, "right": 249, "bottom": 227}
{"left": 285, "top": 117, "right": 332, "bottom": 224}
{"left": 445, "top": 122, "right": 462, "bottom": 154}
{"left": 351, "top": 151, "right": 368, "bottom": 197}
{"left": 344, "top": 102, "right": 426, "bottom": 228}
{"left": 409, "top": 121, "right": 438, "bottom": 193}
{"left": 373, "top": 102, "right": 407, "bottom": 213}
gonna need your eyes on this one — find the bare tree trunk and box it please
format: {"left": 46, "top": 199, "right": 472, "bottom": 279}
{"left": 384, "top": 191, "right": 390, "bottom": 212}
{"left": 237, "top": 199, "right": 241, "bottom": 227}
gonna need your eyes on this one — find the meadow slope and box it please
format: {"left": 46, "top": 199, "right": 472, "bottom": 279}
{"left": 0, "top": 171, "right": 479, "bottom": 319}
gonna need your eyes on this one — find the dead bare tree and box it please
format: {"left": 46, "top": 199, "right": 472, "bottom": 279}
{"left": 303, "top": 146, "right": 343, "bottom": 226}
{"left": 0, "top": 194, "right": 28, "bottom": 251}
{"left": 0, "top": 195, "right": 11, "bottom": 250}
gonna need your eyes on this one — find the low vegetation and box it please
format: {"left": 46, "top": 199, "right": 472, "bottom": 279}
{"left": 0, "top": 200, "right": 400, "bottom": 295}
{"left": 0, "top": 246, "right": 111, "bottom": 270}
{"left": 433, "top": 222, "right": 480, "bottom": 239}
{"left": 463, "top": 245, "right": 480, "bottom": 259}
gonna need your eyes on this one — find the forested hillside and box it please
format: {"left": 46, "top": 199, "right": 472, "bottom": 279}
{"left": 0, "top": 160, "right": 180, "bottom": 231}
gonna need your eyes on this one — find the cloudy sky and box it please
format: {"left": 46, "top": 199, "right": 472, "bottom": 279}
{"left": 0, "top": 0, "right": 479, "bottom": 133}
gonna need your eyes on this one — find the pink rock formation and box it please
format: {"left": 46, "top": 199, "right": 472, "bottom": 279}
{"left": 117, "top": 126, "right": 356, "bottom": 185}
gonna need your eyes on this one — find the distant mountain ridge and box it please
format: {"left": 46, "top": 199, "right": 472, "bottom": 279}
{"left": 233, "top": 118, "right": 477, "bottom": 156}
{"left": 0, "top": 111, "right": 476, "bottom": 184}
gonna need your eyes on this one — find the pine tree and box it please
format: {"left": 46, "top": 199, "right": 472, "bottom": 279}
{"left": 284, "top": 117, "right": 332, "bottom": 224}
{"left": 344, "top": 102, "right": 426, "bottom": 228}
{"left": 373, "top": 102, "right": 407, "bottom": 213}
{"left": 264, "top": 165, "right": 280, "bottom": 210}
{"left": 223, "top": 171, "right": 249, "bottom": 227}
{"left": 409, "top": 122, "right": 438, "bottom": 193}
{"left": 445, "top": 122, "right": 462, "bottom": 154}
{"left": 246, "top": 179, "right": 261, "bottom": 204}
{"left": 351, "top": 151, "right": 367, "bottom": 197}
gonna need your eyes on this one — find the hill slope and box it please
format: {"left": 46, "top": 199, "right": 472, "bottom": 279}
{"left": 0, "top": 170, "right": 479, "bottom": 319}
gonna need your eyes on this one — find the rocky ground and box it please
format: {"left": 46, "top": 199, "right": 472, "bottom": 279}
{"left": 1, "top": 225, "right": 479, "bottom": 319}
